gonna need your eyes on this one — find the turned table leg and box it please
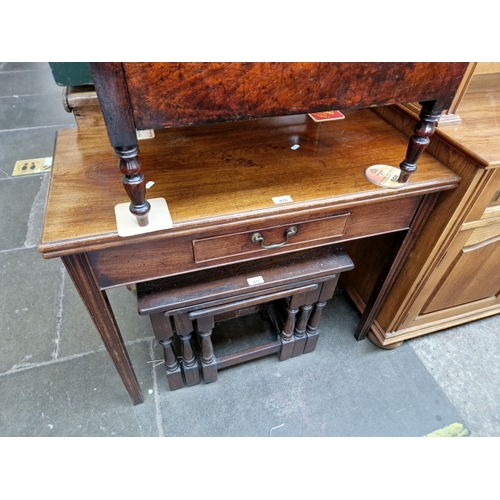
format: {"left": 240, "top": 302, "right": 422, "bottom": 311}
{"left": 62, "top": 253, "right": 143, "bottom": 405}
{"left": 304, "top": 301, "right": 326, "bottom": 353}
{"left": 399, "top": 100, "right": 443, "bottom": 184}
{"left": 173, "top": 314, "right": 201, "bottom": 386}
{"left": 279, "top": 303, "right": 298, "bottom": 361}
{"left": 149, "top": 313, "right": 184, "bottom": 391}
{"left": 304, "top": 276, "right": 340, "bottom": 353}
{"left": 195, "top": 315, "right": 218, "bottom": 384}
{"left": 88, "top": 62, "right": 151, "bottom": 227}
{"left": 292, "top": 304, "right": 313, "bottom": 357}
{"left": 115, "top": 146, "right": 151, "bottom": 227}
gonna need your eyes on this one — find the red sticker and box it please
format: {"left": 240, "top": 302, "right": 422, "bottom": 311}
{"left": 308, "top": 110, "right": 345, "bottom": 122}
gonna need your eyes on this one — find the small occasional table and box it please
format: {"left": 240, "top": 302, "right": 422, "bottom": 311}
{"left": 39, "top": 109, "right": 460, "bottom": 404}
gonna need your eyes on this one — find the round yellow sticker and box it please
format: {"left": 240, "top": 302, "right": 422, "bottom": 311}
{"left": 364, "top": 164, "right": 408, "bottom": 188}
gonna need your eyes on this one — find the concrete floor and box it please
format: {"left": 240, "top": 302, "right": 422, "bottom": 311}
{"left": 1, "top": 62, "right": 499, "bottom": 438}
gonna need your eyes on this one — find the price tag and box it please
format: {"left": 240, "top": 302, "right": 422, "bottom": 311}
{"left": 364, "top": 165, "right": 408, "bottom": 188}
{"left": 247, "top": 276, "right": 265, "bottom": 286}
{"left": 136, "top": 129, "right": 155, "bottom": 140}
{"left": 308, "top": 110, "right": 345, "bottom": 122}
{"left": 272, "top": 195, "right": 293, "bottom": 205}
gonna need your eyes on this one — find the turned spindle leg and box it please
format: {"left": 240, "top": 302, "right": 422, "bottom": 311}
{"left": 304, "top": 277, "right": 340, "bottom": 353}
{"left": 173, "top": 314, "right": 200, "bottom": 386}
{"left": 398, "top": 101, "right": 442, "bottom": 184}
{"left": 88, "top": 63, "right": 152, "bottom": 228}
{"left": 150, "top": 313, "right": 184, "bottom": 390}
{"left": 279, "top": 305, "right": 298, "bottom": 361}
{"left": 292, "top": 304, "right": 313, "bottom": 357}
{"left": 178, "top": 334, "right": 199, "bottom": 386}
{"left": 115, "top": 146, "right": 151, "bottom": 227}
{"left": 159, "top": 339, "right": 184, "bottom": 390}
{"left": 303, "top": 301, "right": 326, "bottom": 354}
{"left": 196, "top": 316, "right": 218, "bottom": 383}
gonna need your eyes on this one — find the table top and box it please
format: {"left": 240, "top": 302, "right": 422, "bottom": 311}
{"left": 39, "top": 108, "right": 459, "bottom": 257}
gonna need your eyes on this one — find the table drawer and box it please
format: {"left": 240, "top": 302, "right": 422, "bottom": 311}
{"left": 193, "top": 213, "right": 350, "bottom": 263}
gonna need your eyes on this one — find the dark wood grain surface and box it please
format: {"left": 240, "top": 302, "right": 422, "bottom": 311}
{"left": 137, "top": 245, "right": 354, "bottom": 314}
{"left": 39, "top": 109, "right": 458, "bottom": 257}
{"left": 121, "top": 62, "right": 469, "bottom": 129}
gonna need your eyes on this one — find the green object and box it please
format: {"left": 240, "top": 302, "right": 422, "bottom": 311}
{"left": 425, "top": 422, "right": 469, "bottom": 437}
{"left": 49, "top": 62, "right": 93, "bottom": 86}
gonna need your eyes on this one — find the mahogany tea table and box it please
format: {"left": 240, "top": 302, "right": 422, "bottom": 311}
{"left": 39, "top": 109, "right": 460, "bottom": 404}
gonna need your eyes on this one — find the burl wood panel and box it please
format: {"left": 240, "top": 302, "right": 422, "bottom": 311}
{"left": 122, "top": 62, "right": 469, "bottom": 129}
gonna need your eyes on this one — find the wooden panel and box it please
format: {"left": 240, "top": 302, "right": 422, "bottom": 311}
{"left": 341, "top": 233, "right": 398, "bottom": 307}
{"left": 122, "top": 62, "right": 468, "bottom": 129}
{"left": 474, "top": 63, "right": 500, "bottom": 75}
{"left": 370, "top": 296, "right": 500, "bottom": 346}
{"left": 440, "top": 62, "right": 477, "bottom": 118}
{"left": 399, "top": 295, "right": 500, "bottom": 336}
{"left": 65, "top": 86, "right": 105, "bottom": 128}
{"left": 465, "top": 168, "right": 500, "bottom": 223}
{"left": 465, "top": 223, "right": 500, "bottom": 246}
{"left": 440, "top": 73, "right": 500, "bottom": 167}
{"left": 480, "top": 168, "right": 500, "bottom": 217}
{"left": 423, "top": 226, "right": 500, "bottom": 314}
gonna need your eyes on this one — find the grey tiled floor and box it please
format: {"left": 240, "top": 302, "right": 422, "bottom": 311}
{"left": 1, "top": 63, "right": 499, "bottom": 437}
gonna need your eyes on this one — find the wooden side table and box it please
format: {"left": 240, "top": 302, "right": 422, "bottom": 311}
{"left": 39, "top": 109, "right": 460, "bottom": 404}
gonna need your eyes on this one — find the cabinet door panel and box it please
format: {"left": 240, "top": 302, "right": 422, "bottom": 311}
{"left": 465, "top": 223, "right": 500, "bottom": 246}
{"left": 423, "top": 225, "right": 500, "bottom": 314}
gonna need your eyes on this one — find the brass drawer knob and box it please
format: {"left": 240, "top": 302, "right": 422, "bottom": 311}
{"left": 251, "top": 226, "right": 298, "bottom": 249}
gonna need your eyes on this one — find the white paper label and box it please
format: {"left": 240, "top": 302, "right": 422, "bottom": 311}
{"left": 136, "top": 129, "right": 155, "bottom": 140}
{"left": 272, "top": 195, "right": 293, "bottom": 205}
{"left": 247, "top": 276, "right": 265, "bottom": 286}
{"left": 114, "top": 197, "right": 173, "bottom": 237}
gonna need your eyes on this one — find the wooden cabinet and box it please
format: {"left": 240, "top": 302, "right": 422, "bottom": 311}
{"left": 342, "top": 71, "right": 500, "bottom": 348}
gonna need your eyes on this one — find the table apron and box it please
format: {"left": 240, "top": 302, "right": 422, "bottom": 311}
{"left": 88, "top": 195, "right": 422, "bottom": 289}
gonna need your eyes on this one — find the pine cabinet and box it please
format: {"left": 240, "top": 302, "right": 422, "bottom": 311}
{"left": 342, "top": 72, "right": 500, "bottom": 348}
